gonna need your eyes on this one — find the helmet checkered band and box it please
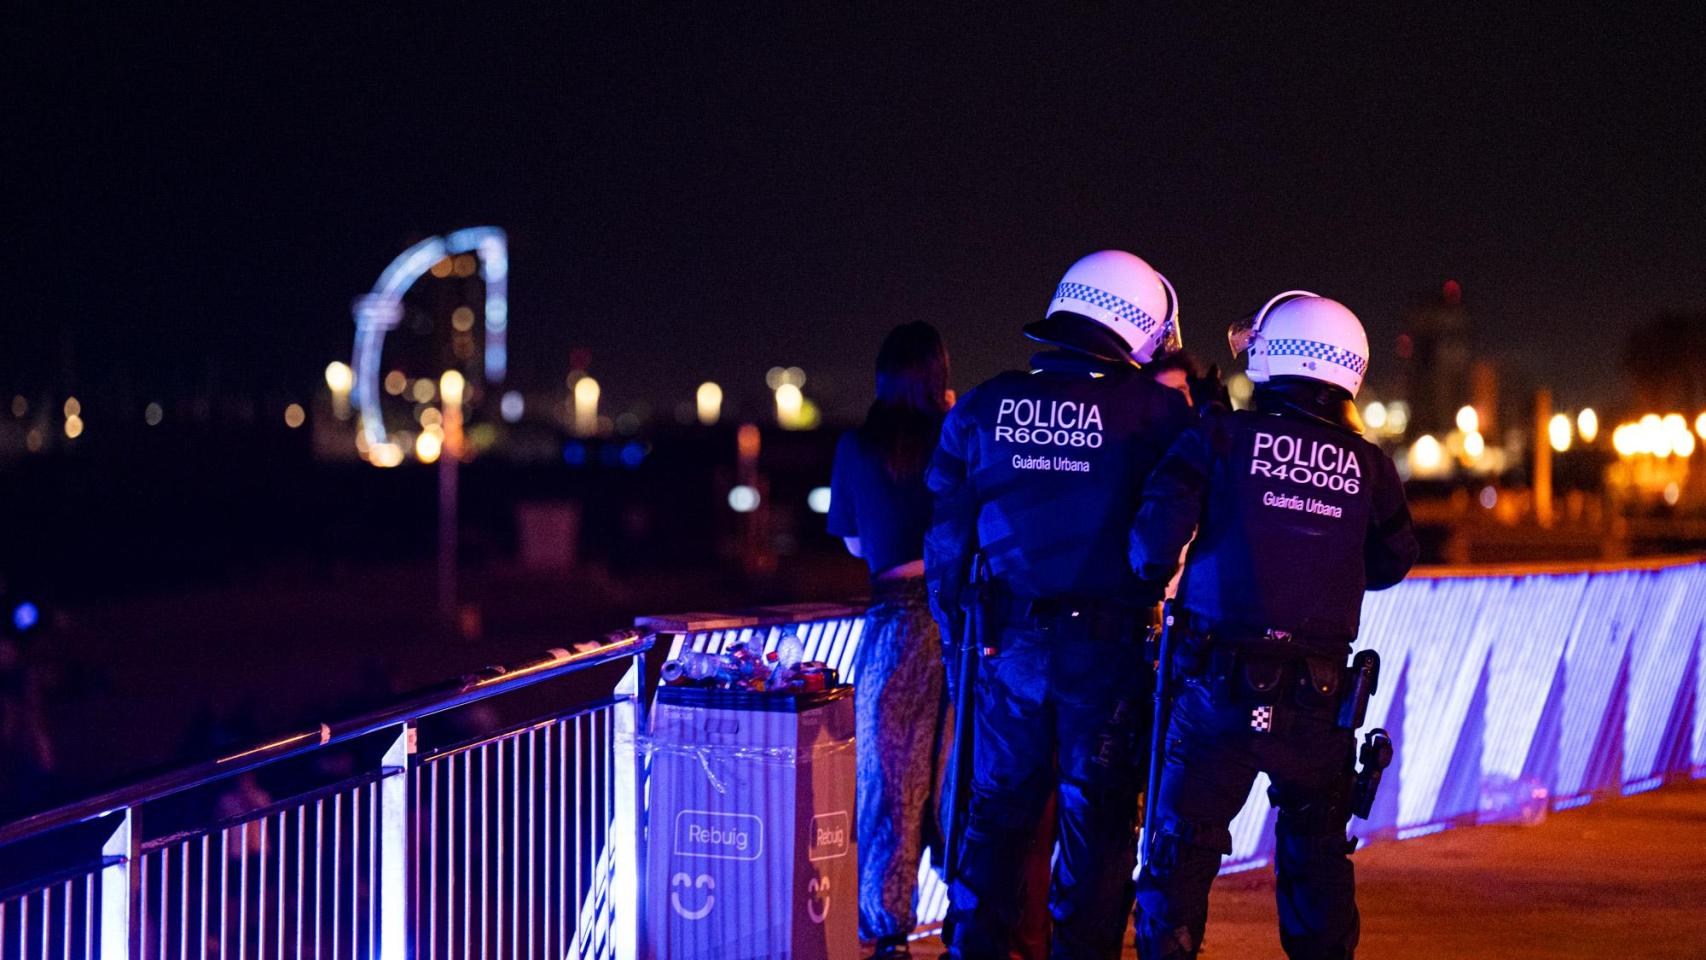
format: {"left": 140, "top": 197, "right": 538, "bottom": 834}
{"left": 1053, "top": 282, "right": 1158, "bottom": 336}
{"left": 1265, "top": 338, "right": 1368, "bottom": 376}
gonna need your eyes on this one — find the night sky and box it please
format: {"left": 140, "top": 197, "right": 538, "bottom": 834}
{"left": 10, "top": 6, "right": 1704, "bottom": 422}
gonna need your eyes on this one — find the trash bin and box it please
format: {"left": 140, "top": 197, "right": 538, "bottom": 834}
{"left": 645, "top": 685, "right": 859, "bottom": 960}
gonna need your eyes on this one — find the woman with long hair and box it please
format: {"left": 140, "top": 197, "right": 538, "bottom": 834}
{"left": 827, "top": 321, "right": 953, "bottom": 959}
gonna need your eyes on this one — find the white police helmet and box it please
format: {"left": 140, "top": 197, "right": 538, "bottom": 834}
{"left": 1244, "top": 291, "right": 1370, "bottom": 397}
{"left": 1029, "top": 250, "right": 1181, "bottom": 364}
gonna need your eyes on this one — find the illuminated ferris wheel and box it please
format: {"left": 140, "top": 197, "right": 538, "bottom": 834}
{"left": 348, "top": 226, "right": 508, "bottom": 458}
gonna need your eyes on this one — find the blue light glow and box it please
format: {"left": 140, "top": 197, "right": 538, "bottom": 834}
{"left": 562, "top": 442, "right": 587, "bottom": 466}
{"left": 1553, "top": 795, "right": 1593, "bottom": 811}
{"left": 1396, "top": 823, "right": 1450, "bottom": 840}
{"left": 1622, "top": 775, "right": 1665, "bottom": 796}
{"left": 620, "top": 442, "right": 646, "bottom": 468}
{"left": 376, "top": 237, "right": 448, "bottom": 299}
{"left": 12, "top": 602, "right": 39, "bottom": 632}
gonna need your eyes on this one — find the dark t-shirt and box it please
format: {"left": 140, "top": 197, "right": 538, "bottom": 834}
{"left": 828, "top": 430, "right": 934, "bottom": 579}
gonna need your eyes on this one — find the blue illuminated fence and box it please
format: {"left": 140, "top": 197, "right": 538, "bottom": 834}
{"left": 4, "top": 558, "right": 1701, "bottom": 957}
{"left": 639, "top": 557, "right": 1706, "bottom": 930}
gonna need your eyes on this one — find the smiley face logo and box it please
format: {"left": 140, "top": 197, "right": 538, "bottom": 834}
{"left": 671, "top": 872, "right": 716, "bottom": 921}
{"left": 805, "top": 874, "right": 831, "bottom": 924}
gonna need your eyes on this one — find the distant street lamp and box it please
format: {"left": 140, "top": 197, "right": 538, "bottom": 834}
{"left": 696, "top": 381, "right": 723, "bottom": 426}
{"left": 775, "top": 382, "right": 803, "bottom": 427}
{"left": 1411, "top": 434, "right": 1444, "bottom": 474}
{"left": 368, "top": 442, "right": 404, "bottom": 468}
{"left": 573, "top": 376, "right": 600, "bottom": 436}
{"left": 437, "top": 369, "right": 467, "bottom": 617}
{"left": 1577, "top": 408, "right": 1599, "bottom": 444}
{"left": 1612, "top": 424, "right": 1637, "bottom": 458}
{"left": 325, "top": 361, "right": 353, "bottom": 420}
{"left": 1662, "top": 414, "right": 1688, "bottom": 444}
{"left": 1548, "top": 413, "right": 1572, "bottom": 453}
{"left": 440, "top": 370, "right": 466, "bottom": 419}
{"left": 415, "top": 431, "right": 443, "bottom": 463}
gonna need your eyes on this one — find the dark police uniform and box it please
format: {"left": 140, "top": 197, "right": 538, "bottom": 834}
{"left": 926, "top": 350, "right": 1191, "bottom": 960}
{"left": 1128, "top": 380, "right": 1419, "bottom": 960}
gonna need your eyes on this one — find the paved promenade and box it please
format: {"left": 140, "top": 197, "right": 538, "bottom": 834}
{"left": 916, "top": 779, "right": 1706, "bottom": 958}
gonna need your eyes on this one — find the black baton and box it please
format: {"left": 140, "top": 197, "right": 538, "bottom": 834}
{"left": 942, "top": 554, "right": 987, "bottom": 888}
{"left": 1142, "top": 600, "right": 1179, "bottom": 863}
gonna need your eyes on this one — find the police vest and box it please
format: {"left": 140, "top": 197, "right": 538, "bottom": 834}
{"left": 963, "top": 365, "right": 1188, "bottom": 605}
{"left": 1181, "top": 409, "right": 1378, "bottom": 643}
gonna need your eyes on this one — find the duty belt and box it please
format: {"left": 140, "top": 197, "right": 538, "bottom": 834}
{"left": 1189, "top": 620, "right": 1351, "bottom": 660}
{"left": 995, "top": 594, "right": 1158, "bottom": 643}
{"left": 1172, "top": 617, "right": 1353, "bottom": 723}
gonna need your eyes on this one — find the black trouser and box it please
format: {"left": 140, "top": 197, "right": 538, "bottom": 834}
{"left": 947, "top": 609, "right": 1150, "bottom": 960}
{"left": 1134, "top": 647, "right": 1359, "bottom": 960}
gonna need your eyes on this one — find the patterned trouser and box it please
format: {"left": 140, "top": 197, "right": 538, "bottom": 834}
{"left": 855, "top": 577, "right": 949, "bottom": 941}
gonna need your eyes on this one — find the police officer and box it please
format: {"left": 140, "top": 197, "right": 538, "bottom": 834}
{"left": 1128, "top": 292, "right": 1420, "bottom": 959}
{"left": 926, "top": 250, "right": 1194, "bottom": 959}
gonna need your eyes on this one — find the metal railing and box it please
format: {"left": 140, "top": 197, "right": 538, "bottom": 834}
{"left": 0, "top": 635, "right": 650, "bottom": 960}
{"left": 6, "top": 555, "right": 1704, "bottom": 957}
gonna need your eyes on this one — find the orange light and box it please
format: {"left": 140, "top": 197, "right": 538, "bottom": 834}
{"left": 737, "top": 423, "right": 761, "bottom": 462}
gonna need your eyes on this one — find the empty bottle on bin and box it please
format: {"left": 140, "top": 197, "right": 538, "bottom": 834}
{"left": 661, "top": 651, "right": 721, "bottom": 685}
{"left": 659, "top": 632, "right": 841, "bottom": 694}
